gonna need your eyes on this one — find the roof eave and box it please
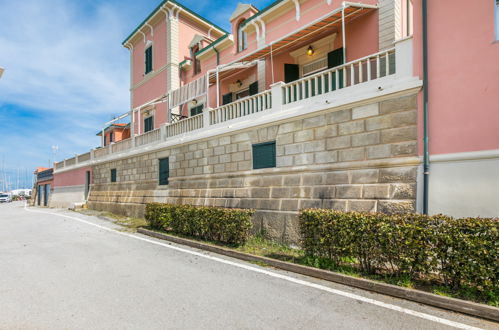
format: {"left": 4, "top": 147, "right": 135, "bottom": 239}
{"left": 122, "top": 0, "right": 229, "bottom": 47}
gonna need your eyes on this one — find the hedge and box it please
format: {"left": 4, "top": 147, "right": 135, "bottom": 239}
{"left": 300, "top": 210, "right": 498, "bottom": 292}
{"left": 145, "top": 203, "right": 254, "bottom": 245}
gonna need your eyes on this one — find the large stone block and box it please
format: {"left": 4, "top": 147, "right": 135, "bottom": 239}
{"left": 325, "top": 171, "right": 349, "bottom": 184}
{"left": 302, "top": 173, "right": 325, "bottom": 185}
{"left": 348, "top": 200, "right": 377, "bottom": 212}
{"left": 335, "top": 185, "right": 362, "bottom": 199}
{"left": 293, "top": 153, "right": 314, "bottom": 165}
{"left": 326, "top": 136, "right": 351, "bottom": 150}
{"left": 339, "top": 147, "right": 365, "bottom": 162}
{"left": 390, "top": 183, "right": 416, "bottom": 199}
{"left": 351, "top": 169, "right": 379, "bottom": 184}
{"left": 327, "top": 109, "right": 352, "bottom": 124}
{"left": 303, "top": 140, "right": 326, "bottom": 153}
{"left": 314, "top": 125, "right": 338, "bottom": 139}
{"left": 352, "top": 131, "right": 380, "bottom": 147}
{"left": 366, "top": 144, "right": 392, "bottom": 159}
{"left": 380, "top": 95, "right": 417, "bottom": 114}
{"left": 352, "top": 103, "right": 379, "bottom": 119}
{"left": 381, "top": 126, "right": 417, "bottom": 144}
{"left": 338, "top": 120, "right": 365, "bottom": 136}
{"left": 314, "top": 151, "right": 338, "bottom": 164}
{"left": 294, "top": 129, "right": 314, "bottom": 142}
{"left": 278, "top": 120, "right": 303, "bottom": 134}
{"left": 363, "top": 184, "right": 391, "bottom": 199}
{"left": 303, "top": 115, "right": 325, "bottom": 129}
{"left": 378, "top": 200, "right": 415, "bottom": 214}
{"left": 285, "top": 143, "right": 303, "bottom": 155}
{"left": 391, "top": 141, "right": 417, "bottom": 156}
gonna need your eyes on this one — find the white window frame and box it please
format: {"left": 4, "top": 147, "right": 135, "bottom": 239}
{"left": 237, "top": 21, "right": 247, "bottom": 52}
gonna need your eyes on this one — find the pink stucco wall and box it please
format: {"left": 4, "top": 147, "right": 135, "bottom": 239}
{"left": 54, "top": 167, "right": 92, "bottom": 187}
{"left": 413, "top": 0, "right": 499, "bottom": 155}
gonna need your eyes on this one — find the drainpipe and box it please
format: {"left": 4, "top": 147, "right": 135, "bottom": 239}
{"left": 422, "top": 0, "right": 430, "bottom": 214}
{"left": 213, "top": 47, "right": 220, "bottom": 66}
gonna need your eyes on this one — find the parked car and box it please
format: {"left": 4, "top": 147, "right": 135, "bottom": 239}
{"left": 0, "top": 193, "right": 12, "bottom": 203}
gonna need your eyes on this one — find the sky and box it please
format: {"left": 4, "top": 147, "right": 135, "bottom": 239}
{"left": 0, "top": 0, "right": 274, "bottom": 189}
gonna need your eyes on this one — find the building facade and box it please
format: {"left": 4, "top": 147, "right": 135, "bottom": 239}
{"left": 50, "top": 0, "right": 498, "bottom": 242}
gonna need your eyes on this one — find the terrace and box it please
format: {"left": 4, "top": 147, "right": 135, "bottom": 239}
{"left": 55, "top": 37, "right": 418, "bottom": 173}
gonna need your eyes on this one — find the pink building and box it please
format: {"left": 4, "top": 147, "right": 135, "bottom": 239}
{"left": 50, "top": 0, "right": 499, "bottom": 232}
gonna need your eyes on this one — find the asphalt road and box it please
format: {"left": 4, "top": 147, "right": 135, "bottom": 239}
{"left": 0, "top": 201, "right": 496, "bottom": 330}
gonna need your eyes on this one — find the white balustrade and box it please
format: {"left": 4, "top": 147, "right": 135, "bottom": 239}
{"left": 111, "top": 138, "right": 132, "bottom": 153}
{"left": 135, "top": 128, "right": 161, "bottom": 147}
{"left": 164, "top": 113, "right": 204, "bottom": 138}
{"left": 282, "top": 48, "right": 396, "bottom": 105}
{"left": 209, "top": 90, "right": 272, "bottom": 125}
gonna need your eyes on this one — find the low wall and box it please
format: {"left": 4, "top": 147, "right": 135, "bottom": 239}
{"left": 429, "top": 151, "right": 499, "bottom": 218}
{"left": 49, "top": 185, "right": 87, "bottom": 209}
{"left": 88, "top": 93, "right": 420, "bottom": 244}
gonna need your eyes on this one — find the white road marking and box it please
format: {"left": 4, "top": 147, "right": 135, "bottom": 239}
{"left": 23, "top": 204, "right": 482, "bottom": 330}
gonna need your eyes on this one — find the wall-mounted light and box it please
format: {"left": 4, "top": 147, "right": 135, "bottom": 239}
{"left": 307, "top": 45, "right": 315, "bottom": 56}
{"left": 191, "top": 99, "right": 198, "bottom": 106}
{"left": 236, "top": 79, "right": 243, "bottom": 87}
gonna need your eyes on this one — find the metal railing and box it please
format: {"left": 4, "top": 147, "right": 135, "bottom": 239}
{"left": 282, "top": 48, "right": 396, "bottom": 105}
{"left": 209, "top": 90, "right": 272, "bottom": 125}
{"left": 165, "top": 113, "right": 203, "bottom": 138}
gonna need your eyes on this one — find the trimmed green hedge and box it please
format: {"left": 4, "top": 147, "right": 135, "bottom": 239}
{"left": 300, "top": 210, "right": 498, "bottom": 292}
{"left": 145, "top": 203, "right": 254, "bottom": 245}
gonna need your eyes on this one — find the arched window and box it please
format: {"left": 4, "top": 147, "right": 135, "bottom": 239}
{"left": 237, "top": 20, "right": 247, "bottom": 52}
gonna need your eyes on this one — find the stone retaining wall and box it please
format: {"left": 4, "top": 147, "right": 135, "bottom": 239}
{"left": 88, "top": 93, "right": 420, "bottom": 243}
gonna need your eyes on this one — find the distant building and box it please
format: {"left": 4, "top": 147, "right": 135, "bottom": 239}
{"left": 96, "top": 123, "right": 131, "bottom": 147}
{"left": 33, "top": 167, "right": 53, "bottom": 207}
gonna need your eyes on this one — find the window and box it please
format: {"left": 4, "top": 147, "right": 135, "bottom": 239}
{"left": 496, "top": 0, "right": 499, "bottom": 40}
{"left": 252, "top": 141, "right": 276, "bottom": 169}
{"left": 103, "top": 135, "right": 107, "bottom": 146}
{"left": 110, "top": 169, "right": 117, "bottom": 183}
{"left": 109, "top": 132, "right": 114, "bottom": 143}
{"left": 190, "top": 104, "right": 204, "bottom": 116}
{"left": 145, "top": 46, "right": 153, "bottom": 74}
{"left": 144, "top": 116, "right": 154, "bottom": 133}
{"left": 159, "top": 158, "right": 169, "bottom": 185}
{"left": 237, "top": 21, "right": 247, "bottom": 52}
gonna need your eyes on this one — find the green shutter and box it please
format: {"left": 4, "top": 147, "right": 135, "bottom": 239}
{"left": 249, "top": 81, "right": 259, "bottom": 96}
{"left": 327, "top": 48, "right": 344, "bottom": 68}
{"left": 252, "top": 141, "right": 276, "bottom": 169}
{"left": 145, "top": 46, "right": 153, "bottom": 74}
{"left": 190, "top": 104, "right": 204, "bottom": 116}
{"left": 284, "top": 64, "right": 299, "bottom": 83}
{"left": 222, "top": 93, "right": 233, "bottom": 105}
{"left": 159, "top": 158, "right": 169, "bottom": 185}
{"left": 111, "top": 169, "right": 117, "bottom": 183}
{"left": 144, "top": 116, "right": 154, "bottom": 132}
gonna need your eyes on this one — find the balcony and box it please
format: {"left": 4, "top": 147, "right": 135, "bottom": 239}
{"left": 55, "top": 38, "right": 418, "bottom": 172}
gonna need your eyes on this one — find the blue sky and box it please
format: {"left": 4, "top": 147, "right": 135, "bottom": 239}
{"left": 0, "top": 0, "right": 274, "bottom": 189}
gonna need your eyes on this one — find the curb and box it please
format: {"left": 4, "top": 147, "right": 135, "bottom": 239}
{"left": 137, "top": 228, "right": 499, "bottom": 322}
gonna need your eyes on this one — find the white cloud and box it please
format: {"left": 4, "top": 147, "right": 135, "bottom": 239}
{"left": 0, "top": 0, "right": 130, "bottom": 114}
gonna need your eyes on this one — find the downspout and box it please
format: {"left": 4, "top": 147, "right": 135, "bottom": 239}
{"left": 422, "top": 0, "right": 429, "bottom": 214}
{"left": 213, "top": 47, "right": 220, "bottom": 66}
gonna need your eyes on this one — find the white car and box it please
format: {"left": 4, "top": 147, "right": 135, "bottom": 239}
{"left": 0, "top": 193, "right": 12, "bottom": 203}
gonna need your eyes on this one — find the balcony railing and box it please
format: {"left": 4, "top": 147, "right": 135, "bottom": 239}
{"left": 135, "top": 128, "right": 160, "bottom": 147}
{"left": 56, "top": 39, "right": 414, "bottom": 171}
{"left": 111, "top": 138, "right": 132, "bottom": 153}
{"left": 209, "top": 90, "right": 272, "bottom": 125}
{"left": 283, "top": 48, "right": 395, "bottom": 105}
{"left": 165, "top": 113, "right": 203, "bottom": 138}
